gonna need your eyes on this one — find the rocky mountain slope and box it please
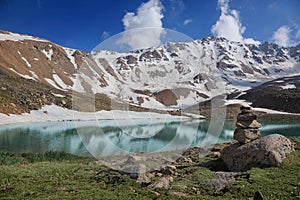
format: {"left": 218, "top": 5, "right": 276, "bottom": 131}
{"left": 0, "top": 30, "right": 299, "bottom": 112}
{"left": 0, "top": 73, "right": 71, "bottom": 114}
{"left": 229, "top": 75, "right": 300, "bottom": 113}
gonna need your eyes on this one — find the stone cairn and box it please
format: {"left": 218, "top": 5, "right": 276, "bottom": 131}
{"left": 234, "top": 106, "right": 261, "bottom": 144}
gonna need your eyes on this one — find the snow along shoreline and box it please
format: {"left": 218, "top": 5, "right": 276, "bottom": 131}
{"left": 1, "top": 102, "right": 298, "bottom": 126}
{"left": 0, "top": 105, "right": 192, "bottom": 126}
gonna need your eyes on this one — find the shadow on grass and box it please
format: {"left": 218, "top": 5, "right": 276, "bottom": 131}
{"left": 198, "top": 158, "right": 230, "bottom": 172}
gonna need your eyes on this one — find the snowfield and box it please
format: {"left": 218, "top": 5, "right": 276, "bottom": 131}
{"left": 0, "top": 105, "right": 190, "bottom": 126}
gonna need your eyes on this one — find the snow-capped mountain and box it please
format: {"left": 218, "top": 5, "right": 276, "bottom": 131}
{"left": 0, "top": 30, "right": 299, "bottom": 110}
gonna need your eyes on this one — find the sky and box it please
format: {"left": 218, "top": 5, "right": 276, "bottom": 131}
{"left": 0, "top": 0, "right": 300, "bottom": 51}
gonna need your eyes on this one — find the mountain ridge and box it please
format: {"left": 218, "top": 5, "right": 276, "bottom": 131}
{"left": 0, "top": 30, "right": 299, "bottom": 112}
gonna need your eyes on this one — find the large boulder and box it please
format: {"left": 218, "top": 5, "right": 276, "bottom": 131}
{"left": 221, "top": 134, "right": 294, "bottom": 172}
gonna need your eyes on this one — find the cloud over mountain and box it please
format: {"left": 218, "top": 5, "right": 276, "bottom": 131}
{"left": 271, "top": 25, "right": 300, "bottom": 47}
{"left": 117, "top": 0, "right": 165, "bottom": 50}
{"left": 211, "top": 0, "right": 260, "bottom": 45}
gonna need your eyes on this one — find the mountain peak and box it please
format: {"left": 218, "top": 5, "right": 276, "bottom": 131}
{"left": 0, "top": 30, "right": 49, "bottom": 43}
{"left": 0, "top": 30, "right": 299, "bottom": 111}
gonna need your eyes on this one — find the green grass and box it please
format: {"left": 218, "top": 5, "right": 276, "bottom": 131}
{"left": 0, "top": 139, "right": 300, "bottom": 199}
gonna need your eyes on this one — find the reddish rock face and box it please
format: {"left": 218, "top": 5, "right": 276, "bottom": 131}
{"left": 154, "top": 89, "right": 178, "bottom": 106}
{"left": 0, "top": 39, "right": 79, "bottom": 88}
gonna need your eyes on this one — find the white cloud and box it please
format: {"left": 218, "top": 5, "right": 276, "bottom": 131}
{"left": 183, "top": 19, "right": 192, "bottom": 26}
{"left": 117, "top": 0, "right": 165, "bottom": 50}
{"left": 211, "top": 0, "right": 260, "bottom": 45}
{"left": 272, "top": 26, "right": 292, "bottom": 47}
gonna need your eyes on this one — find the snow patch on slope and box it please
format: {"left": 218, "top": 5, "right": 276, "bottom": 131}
{"left": 0, "top": 32, "right": 48, "bottom": 42}
{"left": 280, "top": 84, "right": 296, "bottom": 89}
{"left": 44, "top": 78, "right": 62, "bottom": 90}
{"left": 42, "top": 47, "right": 53, "bottom": 60}
{"left": 21, "top": 57, "right": 31, "bottom": 67}
{"left": 64, "top": 47, "right": 78, "bottom": 69}
{"left": 53, "top": 74, "right": 69, "bottom": 90}
{"left": 9, "top": 68, "right": 35, "bottom": 80}
{"left": 0, "top": 105, "right": 188, "bottom": 125}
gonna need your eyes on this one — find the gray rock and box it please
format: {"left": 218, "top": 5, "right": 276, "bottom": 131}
{"left": 122, "top": 164, "right": 151, "bottom": 184}
{"left": 160, "top": 165, "right": 177, "bottom": 175}
{"left": 234, "top": 128, "right": 261, "bottom": 144}
{"left": 237, "top": 112, "right": 257, "bottom": 121}
{"left": 207, "top": 172, "right": 249, "bottom": 192}
{"left": 240, "top": 105, "right": 252, "bottom": 113}
{"left": 149, "top": 176, "right": 173, "bottom": 189}
{"left": 125, "top": 155, "right": 141, "bottom": 164}
{"left": 236, "top": 119, "right": 261, "bottom": 129}
{"left": 176, "top": 156, "right": 193, "bottom": 164}
{"left": 221, "top": 134, "right": 294, "bottom": 171}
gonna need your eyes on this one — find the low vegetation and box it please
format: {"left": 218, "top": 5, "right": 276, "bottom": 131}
{"left": 0, "top": 138, "right": 299, "bottom": 199}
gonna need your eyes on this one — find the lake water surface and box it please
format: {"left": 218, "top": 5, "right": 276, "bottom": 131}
{"left": 0, "top": 119, "right": 299, "bottom": 157}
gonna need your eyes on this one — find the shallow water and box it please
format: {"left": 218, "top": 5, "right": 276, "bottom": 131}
{"left": 0, "top": 119, "right": 299, "bottom": 157}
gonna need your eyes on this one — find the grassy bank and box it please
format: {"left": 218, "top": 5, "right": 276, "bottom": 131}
{"left": 0, "top": 138, "right": 300, "bottom": 199}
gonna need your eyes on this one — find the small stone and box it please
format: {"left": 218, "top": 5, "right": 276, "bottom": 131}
{"left": 176, "top": 156, "right": 193, "bottom": 164}
{"left": 160, "top": 165, "right": 177, "bottom": 175}
{"left": 10, "top": 103, "right": 17, "bottom": 108}
{"left": 29, "top": 102, "right": 40, "bottom": 110}
{"left": 156, "top": 172, "right": 163, "bottom": 177}
{"left": 212, "top": 152, "right": 221, "bottom": 158}
{"left": 149, "top": 176, "right": 173, "bottom": 189}
{"left": 152, "top": 191, "right": 160, "bottom": 196}
{"left": 125, "top": 155, "right": 138, "bottom": 164}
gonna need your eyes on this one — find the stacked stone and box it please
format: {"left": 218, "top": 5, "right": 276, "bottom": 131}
{"left": 233, "top": 106, "right": 261, "bottom": 144}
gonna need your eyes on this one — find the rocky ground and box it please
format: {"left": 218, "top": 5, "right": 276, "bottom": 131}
{"left": 229, "top": 75, "right": 300, "bottom": 114}
{"left": 0, "top": 74, "right": 71, "bottom": 114}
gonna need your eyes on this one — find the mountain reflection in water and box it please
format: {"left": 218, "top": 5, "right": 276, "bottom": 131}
{"left": 0, "top": 120, "right": 299, "bottom": 157}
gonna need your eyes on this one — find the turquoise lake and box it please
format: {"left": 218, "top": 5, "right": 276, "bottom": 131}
{"left": 0, "top": 120, "right": 299, "bottom": 157}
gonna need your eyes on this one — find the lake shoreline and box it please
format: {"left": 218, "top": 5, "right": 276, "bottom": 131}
{"left": 1, "top": 103, "right": 300, "bottom": 126}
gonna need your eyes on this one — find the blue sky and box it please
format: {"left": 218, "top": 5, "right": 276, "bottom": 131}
{"left": 0, "top": 0, "right": 300, "bottom": 51}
